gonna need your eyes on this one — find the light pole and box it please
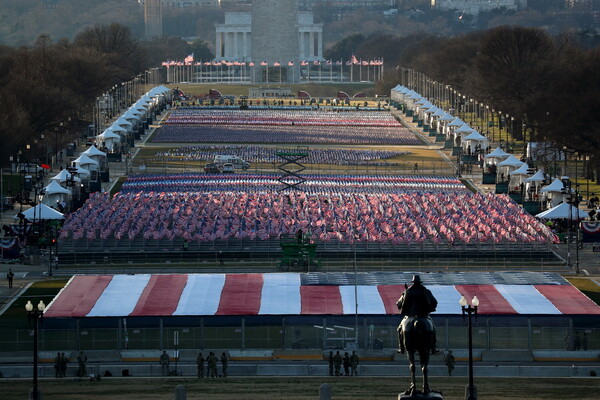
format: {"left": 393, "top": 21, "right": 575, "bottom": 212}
{"left": 26, "top": 300, "right": 45, "bottom": 400}
{"left": 459, "top": 295, "right": 479, "bottom": 400}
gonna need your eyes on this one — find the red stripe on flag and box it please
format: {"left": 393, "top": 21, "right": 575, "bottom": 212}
{"left": 535, "top": 285, "right": 600, "bottom": 314}
{"left": 300, "top": 286, "right": 343, "bottom": 314}
{"left": 377, "top": 285, "right": 405, "bottom": 314}
{"left": 455, "top": 285, "right": 517, "bottom": 314}
{"left": 44, "top": 275, "right": 113, "bottom": 317}
{"left": 130, "top": 275, "right": 188, "bottom": 316}
{"left": 216, "top": 274, "right": 264, "bottom": 315}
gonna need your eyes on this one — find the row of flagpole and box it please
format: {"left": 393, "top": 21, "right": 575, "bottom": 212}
{"left": 161, "top": 55, "right": 384, "bottom": 84}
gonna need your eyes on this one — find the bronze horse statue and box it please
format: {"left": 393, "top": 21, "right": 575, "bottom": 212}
{"left": 397, "top": 275, "right": 438, "bottom": 397}
{"left": 399, "top": 315, "right": 435, "bottom": 396}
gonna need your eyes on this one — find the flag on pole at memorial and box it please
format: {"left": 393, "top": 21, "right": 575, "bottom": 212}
{"left": 260, "top": 60, "right": 268, "bottom": 66}
{"left": 362, "top": 60, "right": 369, "bottom": 66}
{"left": 351, "top": 54, "right": 359, "bottom": 64}
{"left": 204, "top": 61, "right": 211, "bottom": 66}
{"left": 288, "top": 61, "right": 294, "bottom": 66}
{"left": 313, "top": 60, "right": 321, "bottom": 65}
{"left": 184, "top": 53, "right": 194, "bottom": 65}
{"left": 249, "top": 62, "right": 255, "bottom": 67}
{"left": 326, "top": 60, "right": 332, "bottom": 65}
{"left": 274, "top": 61, "right": 281, "bottom": 67}
{"left": 161, "top": 61, "right": 170, "bottom": 68}
{"left": 301, "top": 60, "right": 309, "bottom": 66}
{"left": 335, "top": 59, "right": 342, "bottom": 65}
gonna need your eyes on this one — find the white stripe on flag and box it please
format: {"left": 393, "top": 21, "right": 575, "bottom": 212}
{"left": 339, "top": 285, "right": 386, "bottom": 315}
{"left": 495, "top": 285, "right": 561, "bottom": 314}
{"left": 87, "top": 274, "right": 151, "bottom": 317}
{"left": 173, "top": 274, "right": 226, "bottom": 316}
{"left": 259, "top": 273, "right": 301, "bottom": 315}
{"left": 429, "top": 286, "right": 463, "bottom": 315}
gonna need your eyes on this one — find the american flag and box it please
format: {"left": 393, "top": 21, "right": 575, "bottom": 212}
{"left": 184, "top": 53, "right": 194, "bottom": 65}
{"left": 351, "top": 54, "right": 359, "bottom": 64}
{"left": 249, "top": 62, "right": 255, "bottom": 67}
{"left": 313, "top": 60, "right": 321, "bottom": 65}
{"left": 260, "top": 61, "right": 268, "bottom": 66}
{"left": 301, "top": 60, "right": 309, "bottom": 66}
{"left": 288, "top": 60, "right": 294, "bottom": 66}
{"left": 273, "top": 61, "right": 281, "bottom": 67}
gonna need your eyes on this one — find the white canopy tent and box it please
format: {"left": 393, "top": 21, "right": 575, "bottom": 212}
{"left": 485, "top": 147, "right": 510, "bottom": 164}
{"left": 73, "top": 153, "right": 99, "bottom": 172}
{"left": 83, "top": 145, "right": 107, "bottom": 169}
{"left": 16, "top": 203, "right": 64, "bottom": 221}
{"left": 97, "top": 129, "right": 121, "bottom": 151}
{"left": 463, "top": 130, "right": 488, "bottom": 152}
{"left": 49, "top": 169, "right": 81, "bottom": 184}
{"left": 536, "top": 203, "right": 587, "bottom": 220}
{"left": 508, "top": 163, "right": 530, "bottom": 188}
{"left": 540, "top": 178, "right": 568, "bottom": 207}
{"left": 42, "top": 180, "right": 71, "bottom": 207}
{"left": 524, "top": 169, "right": 546, "bottom": 201}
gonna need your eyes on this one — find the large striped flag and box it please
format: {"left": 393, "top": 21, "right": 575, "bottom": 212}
{"left": 43, "top": 273, "right": 600, "bottom": 318}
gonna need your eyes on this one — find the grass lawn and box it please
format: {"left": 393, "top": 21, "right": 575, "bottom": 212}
{"left": 0, "top": 376, "right": 599, "bottom": 399}
{"left": 0, "top": 280, "right": 68, "bottom": 330}
{"left": 567, "top": 277, "right": 600, "bottom": 306}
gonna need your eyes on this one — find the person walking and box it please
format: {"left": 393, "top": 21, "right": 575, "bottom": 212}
{"left": 350, "top": 351, "right": 359, "bottom": 376}
{"left": 159, "top": 350, "right": 170, "bottom": 376}
{"left": 343, "top": 352, "right": 350, "bottom": 376}
{"left": 6, "top": 268, "right": 14, "bottom": 289}
{"left": 328, "top": 351, "right": 334, "bottom": 376}
{"left": 196, "top": 352, "right": 205, "bottom": 378}
{"left": 444, "top": 350, "right": 456, "bottom": 376}
{"left": 77, "top": 351, "right": 87, "bottom": 377}
{"left": 220, "top": 352, "right": 229, "bottom": 378}
{"left": 333, "top": 351, "right": 342, "bottom": 376}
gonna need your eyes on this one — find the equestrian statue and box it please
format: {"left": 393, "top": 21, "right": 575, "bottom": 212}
{"left": 397, "top": 275, "right": 441, "bottom": 398}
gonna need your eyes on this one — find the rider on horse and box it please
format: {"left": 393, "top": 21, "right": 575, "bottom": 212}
{"left": 397, "top": 274, "right": 439, "bottom": 354}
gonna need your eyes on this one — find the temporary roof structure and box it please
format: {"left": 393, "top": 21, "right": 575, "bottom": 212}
{"left": 540, "top": 178, "right": 566, "bottom": 193}
{"left": 448, "top": 117, "right": 464, "bottom": 127}
{"left": 49, "top": 169, "right": 81, "bottom": 184}
{"left": 498, "top": 155, "right": 524, "bottom": 168}
{"left": 83, "top": 145, "right": 107, "bottom": 159}
{"left": 73, "top": 153, "right": 99, "bottom": 171}
{"left": 536, "top": 203, "right": 587, "bottom": 220}
{"left": 42, "top": 180, "right": 71, "bottom": 206}
{"left": 525, "top": 170, "right": 546, "bottom": 183}
{"left": 485, "top": 147, "right": 510, "bottom": 160}
{"left": 17, "top": 203, "right": 64, "bottom": 221}
{"left": 509, "top": 163, "right": 530, "bottom": 176}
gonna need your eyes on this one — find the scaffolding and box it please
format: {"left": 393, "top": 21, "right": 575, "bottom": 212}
{"left": 276, "top": 146, "right": 308, "bottom": 192}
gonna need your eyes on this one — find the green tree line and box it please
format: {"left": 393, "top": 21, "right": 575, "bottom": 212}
{"left": 0, "top": 23, "right": 211, "bottom": 168}
{"left": 364, "top": 26, "right": 600, "bottom": 180}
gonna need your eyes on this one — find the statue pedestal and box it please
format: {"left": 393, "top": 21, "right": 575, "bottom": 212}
{"left": 398, "top": 391, "right": 443, "bottom": 400}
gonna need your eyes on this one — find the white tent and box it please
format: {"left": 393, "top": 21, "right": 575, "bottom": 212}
{"left": 432, "top": 108, "right": 446, "bottom": 118}
{"left": 17, "top": 203, "right": 64, "bottom": 221}
{"left": 509, "top": 163, "right": 530, "bottom": 176}
{"left": 97, "top": 129, "right": 121, "bottom": 150}
{"left": 49, "top": 169, "right": 81, "bottom": 184}
{"left": 114, "top": 117, "right": 133, "bottom": 129}
{"left": 525, "top": 170, "right": 545, "bottom": 183}
{"left": 540, "top": 178, "right": 566, "bottom": 193}
{"left": 73, "top": 153, "right": 99, "bottom": 171}
{"left": 42, "top": 180, "right": 70, "bottom": 206}
{"left": 438, "top": 113, "right": 454, "bottom": 122}
{"left": 455, "top": 123, "right": 473, "bottom": 134}
{"left": 536, "top": 203, "right": 587, "bottom": 220}
{"left": 498, "top": 155, "right": 524, "bottom": 168}
{"left": 448, "top": 117, "right": 464, "bottom": 127}
{"left": 73, "top": 165, "right": 91, "bottom": 179}
{"left": 540, "top": 178, "right": 568, "bottom": 207}
{"left": 485, "top": 147, "right": 510, "bottom": 160}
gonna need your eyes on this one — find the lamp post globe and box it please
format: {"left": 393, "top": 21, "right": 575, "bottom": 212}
{"left": 26, "top": 300, "right": 45, "bottom": 400}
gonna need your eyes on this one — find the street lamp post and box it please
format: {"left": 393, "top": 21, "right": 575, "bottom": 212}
{"left": 459, "top": 295, "right": 479, "bottom": 400}
{"left": 26, "top": 300, "right": 45, "bottom": 400}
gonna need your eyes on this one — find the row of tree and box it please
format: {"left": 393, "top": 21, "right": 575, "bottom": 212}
{"left": 367, "top": 26, "right": 600, "bottom": 178}
{"left": 0, "top": 24, "right": 206, "bottom": 168}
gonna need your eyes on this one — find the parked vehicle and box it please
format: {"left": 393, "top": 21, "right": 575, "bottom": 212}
{"left": 214, "top": 155, "right": 250, "bottom": 170}
{"left": 204, "top": 163, "right": 222, "bottom": 174}
{"left": 222, "top": 163, "right": 235, "bottom": 173}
